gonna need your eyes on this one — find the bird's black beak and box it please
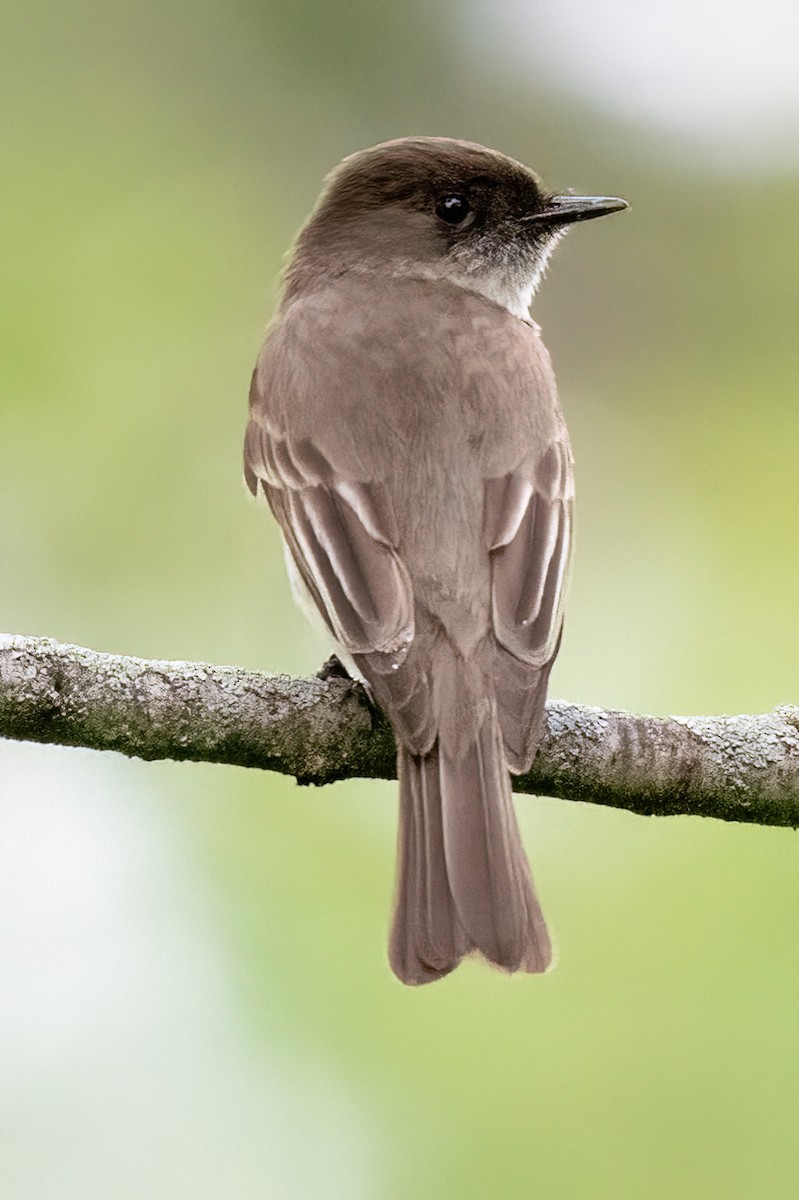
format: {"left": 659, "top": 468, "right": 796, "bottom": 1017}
{"left": 524, "top": 194, "right": 629, "bottom": 227}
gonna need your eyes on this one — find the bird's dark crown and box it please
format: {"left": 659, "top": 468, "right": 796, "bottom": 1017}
{"left": 317, "top": 137, "right": 547, "bottom": 225}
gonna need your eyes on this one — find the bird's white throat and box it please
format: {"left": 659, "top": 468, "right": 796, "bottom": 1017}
{"left": 395, "top": 235, "right": 561, "bottom": 324}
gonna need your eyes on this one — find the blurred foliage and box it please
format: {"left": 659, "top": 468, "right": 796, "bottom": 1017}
{"left": 3, "top": 0, "right": 799, "bottom": 1197}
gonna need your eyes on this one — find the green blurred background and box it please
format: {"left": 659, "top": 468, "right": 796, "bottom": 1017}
{"left": 3, "top": 0, "right": 799, "bottom": 1196}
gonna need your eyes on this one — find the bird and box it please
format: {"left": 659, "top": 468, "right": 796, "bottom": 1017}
{"left": 243, "top": 137, "right": 627, "bottom": 984}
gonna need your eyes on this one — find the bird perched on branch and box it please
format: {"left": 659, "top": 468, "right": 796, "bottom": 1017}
{"left": 244, "top": 137, "right": 627, "bottom": 984}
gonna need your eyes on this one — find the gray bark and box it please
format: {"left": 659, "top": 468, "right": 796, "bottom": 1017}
{"left": 2, "top": 633, "right": 799, "bottom": 827}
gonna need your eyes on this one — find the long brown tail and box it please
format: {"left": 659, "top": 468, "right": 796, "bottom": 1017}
{"left": 388, "top": 715, "right": 552, "bottom": 986}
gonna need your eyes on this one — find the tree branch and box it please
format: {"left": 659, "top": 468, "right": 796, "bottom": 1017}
{"left": 2, "top": 633, "right": 799, "bottom": 827}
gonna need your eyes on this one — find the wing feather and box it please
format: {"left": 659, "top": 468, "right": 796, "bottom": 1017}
{"left": 244, "top": 375, "right": 414, "bottom": 661}
{"left": 488, "top": 438, "right": 574, "bottom": 771}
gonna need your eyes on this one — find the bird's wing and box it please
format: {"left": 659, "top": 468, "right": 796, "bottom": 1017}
{"left": 245, "top": 352, "right": 443, "bottom": 751}
{"left": 484, "top": 434, "right": 574, "bottom": 772}
{"left": 244, "top": 370, "right": 414, "bottom": 661}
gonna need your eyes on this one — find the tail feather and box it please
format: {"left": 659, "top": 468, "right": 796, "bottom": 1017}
{"left": 389, "top": 717, "right": 551, "bottom": 985}
{"left": 440, "top": 714, "right": 552, "bottom": 974}
{"left": 389, "top": 746, "right": 472, "bottom": 985}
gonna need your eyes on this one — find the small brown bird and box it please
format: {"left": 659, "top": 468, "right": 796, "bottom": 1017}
{"left": 244, "top": 138, "right": 627, "bottom": 984}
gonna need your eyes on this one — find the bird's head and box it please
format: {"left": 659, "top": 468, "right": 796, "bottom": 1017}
{"left": 286, "top": 136, "right": 628, "bottom": 318}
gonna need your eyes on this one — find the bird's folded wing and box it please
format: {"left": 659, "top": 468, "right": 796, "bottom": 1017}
{"left": 484, "top": 437, "right": 574, "bottom": 771}
{"left": 244, "top": 403, "right": 414, "bottom": 661}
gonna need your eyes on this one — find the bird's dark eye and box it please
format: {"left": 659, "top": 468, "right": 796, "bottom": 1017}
{"left": 435, "top": 194, "right": 474, "bottom": 228}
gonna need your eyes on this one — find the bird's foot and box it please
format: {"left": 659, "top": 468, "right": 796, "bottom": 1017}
{"left": 316, "top": 653, "right": 352, "bottom": 682}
